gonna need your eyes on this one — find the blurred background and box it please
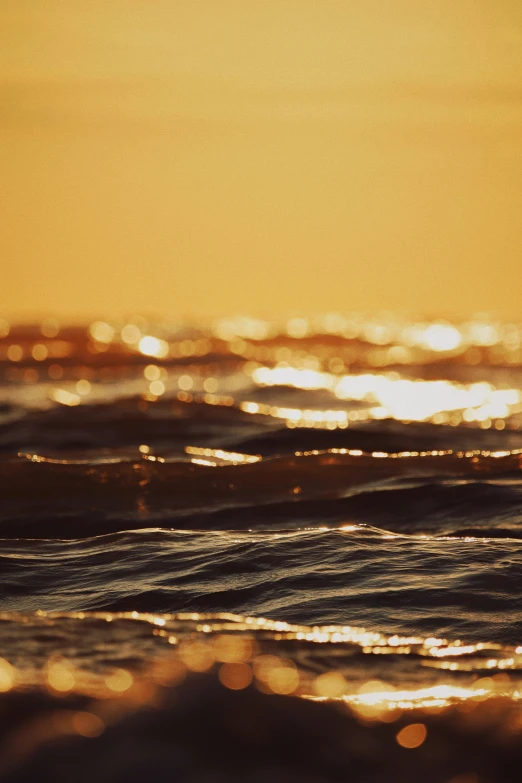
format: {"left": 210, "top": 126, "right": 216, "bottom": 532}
{"left": 2, "top": 0, "right": 521, "bottom": 320}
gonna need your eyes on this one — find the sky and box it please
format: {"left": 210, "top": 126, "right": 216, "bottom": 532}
{"left": 1, "top": 0, "right": 522, "bottom": 320}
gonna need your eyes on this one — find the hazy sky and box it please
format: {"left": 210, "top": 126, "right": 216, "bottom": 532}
{"left": 2, "top": 0, "right": 522, "bottom": 319}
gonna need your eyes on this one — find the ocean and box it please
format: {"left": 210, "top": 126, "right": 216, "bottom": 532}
{"left": 1, "top": 315, "right": 522, "bottom": 781}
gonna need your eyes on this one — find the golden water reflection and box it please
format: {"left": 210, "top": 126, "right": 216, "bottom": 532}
{"left": 1, "top": 610, "right": 522, "bottom": 719}
{"left": 2, "top": 317, "right": 522, "bottom": 431}
{"left": 246, "top": 367, "right": 522, "bottom": 426}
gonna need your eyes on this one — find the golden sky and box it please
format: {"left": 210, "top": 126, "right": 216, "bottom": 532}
{"left": 2, "top": 0, "right": 522, "bottom": 320}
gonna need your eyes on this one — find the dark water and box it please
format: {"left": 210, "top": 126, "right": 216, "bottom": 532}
{"left": 2, "top": 318, "right": 522, "bottom": 706}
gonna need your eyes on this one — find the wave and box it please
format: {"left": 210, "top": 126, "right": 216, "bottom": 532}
{"left": 1, "top": 447, "right": 521, "bottom": 536}
{"left": 2, "top": 525, "right": 522, "bottom": 646}
{"left": 2, "top": 393, "right": 522, "bottom": 454}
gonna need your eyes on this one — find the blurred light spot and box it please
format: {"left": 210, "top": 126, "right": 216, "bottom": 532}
{"left": 213, "top": 635, "right": 252, "bottom": 663}
{"left": 396, "top": 723, "right": 427, "bottom": 749}
{"left": 180, "top": 339, "right": 195, "bottom": 356}
{"left": 89, "top": 321, "right": 115, "bottom": 343}
{"left": 203, "top": 377, "right": 219, "bottom": 393}
{"left": 313, "top": 672, "right": 347, "bottom": 698}
{"left": 178, "top": 374, "right": 193, "bottom": 391}
{"left": 363, "top": 323, "right": 392, "bottom": 345}
{"left": 469, "top": 323, "right": 498, "bottom": 346}
{"left": 32, "top": 343, "right": 48, "bottom": 361}
{"left": 218, "top": 662, "right": 253, "bottom": 690}
{"left": 51, "top": 389, "right": 81, "bottom": 406}
{"left": 214, "top": 317, "right": 271, "bottom": 341}
{"left": 139, "top": 335, "right": 169, "bottom": 358}
{"left": 121, "top": 324, "right": 141, "bottom": 344}
{"left": 149, "top": 380, "right": 165, "bottom": 396}
{"left": 41, "top": 319, "right": 60, "bottom": 338}
{"left": 422, "top": 323, "right": 462, "bottom": 352}
{"left": 0, "top": 658, "right": 15, "bottom": 692}
{"left": 152, "top": 657, "right": 186, "bottom": 686}
{"left": 105, "top": 668, "right": 133, "bottom": 693}
{"left": 144, "top": 364, "right": 161, "bottom": 381}
{"left": 73, "top": 711, "right": 105, "bottom": 738}
{"left": 254, "top": 655, "right": 299, "bottom": 695}
{"left": 253, "top": 654, "right": 280, "bottom": 681}
{"left": 287, "top": 318, "right": 309, "bottom": 339}
{"left": 7, "top": 345, "right": 23, "bottom": 362}
{"left": 47, "top": 660, "right": 75, "bottom": 692}
{"left": 267, "top": 661, "right": 299, "bottom": 694}
{"left": 195, "top": 337, "right": 211, "bottom": 355}
{"left": 76, "top": 379, "right": 91, "bottom": 395}
{"left": 47, "top": 340, "right": 72, "bottom": 359}
{"left": 179, "top": 641, "right": 214, "bottom": 672}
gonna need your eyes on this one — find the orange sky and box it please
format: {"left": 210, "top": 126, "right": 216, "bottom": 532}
{"left": 1, "top": 0, "right": 522, "bottom": 320}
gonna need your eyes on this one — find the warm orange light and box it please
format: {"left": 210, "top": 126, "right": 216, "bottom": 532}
{"left": 218, "top": 662, "right": 253, "bottom": 690}
{"left": 72, "top": 711, "right": 105, "bottom": 738}
{"left": 396, "top": 723, "right": 428, "bottom": 749}
{"left": 47, "top": 659, "right": 76, "bottom": 692}
{"left": 213, "top": 635, "right": 253, "bottom": 663}
{"left": 0, "top": 658, "right": 15, "bottom": 693}
{"left": 144, "top": 364, "right": 161, "bottom": 381}
{"left": 254, "top": 655, "right": 299, "bottom": 695}
{"left": 149, "top": 379, "right": 166, "bottom": 396}
{"left": 7, "top": 345, "right": 23, "bottom": 362}
{"left": 178, "top": 374, "right": 194, "bottom": 391}
{"left": 313, "top": 672, "right": 347, "bottom": 698}
{"left": 105, "top": 668, "right": 134, "bottom": 693}
{"left": 121, "top": 324, "right": 141, "bottom": 344}
{"left": 139, "top": 336, "right": 169, "bottom": 359}
{"left": 178, "top": 640, "right": 214, "bottom": 672}
{"left": 76, "top": 379, "right": 91, "bottom": 395}
{"left": 51, "top": 388, "right": 81, "bottom": 407}
{"left": 32, "top": 343, "right": 48, "bottom": 361}
{"left": 89, "top": 321, "right": 115, "bottom": 344}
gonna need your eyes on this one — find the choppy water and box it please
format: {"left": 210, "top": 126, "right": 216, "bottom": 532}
{"left": 2, "top": 316, "right": 522, "bottom": 709}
